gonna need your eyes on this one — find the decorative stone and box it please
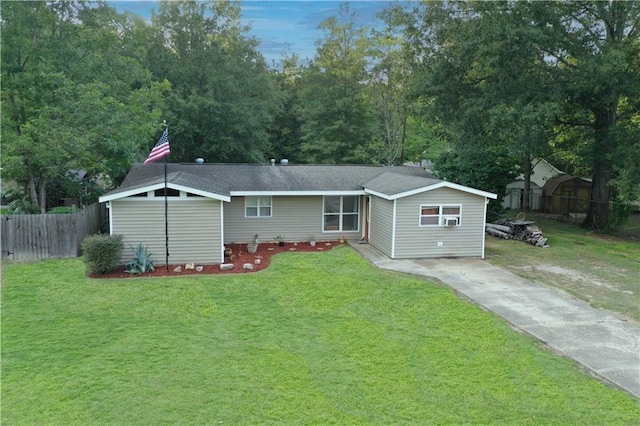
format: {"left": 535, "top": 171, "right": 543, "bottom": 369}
{"left": 267, "top": 247, "right": 275, "bottom": 251}
{"left": 289, "top": 248, "right": 296, "bottom": 251}
{"left": 195, "top": 265, "right": 204, "bottom": 272}
{"left": 185, "top": 262, "right": 195, "bottom": 270}
{"left": 173, "top": 266, "right": 182, "bottom": 273}
{"left": 220, "top": 263, "right": 234, "bottom": 271}
{"left": 254, "top": 258, "right": 261, "bottom": 265}
{"left": 243, "top": 263, "right": 254, "bottom": 270}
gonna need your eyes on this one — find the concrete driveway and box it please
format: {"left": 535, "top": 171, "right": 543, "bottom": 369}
{"left": 349, "top": 243, "right": 640, "bottom": 399}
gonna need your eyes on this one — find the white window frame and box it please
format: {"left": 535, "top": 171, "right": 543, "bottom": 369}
{"left": 419, "top": 204, "right": 462, "bottom": 227}
{"left": 245, "top": 196, "right": 272, "bottom": 218}
{"left": 323, "top": 195, "right": 360, "bottom": 232}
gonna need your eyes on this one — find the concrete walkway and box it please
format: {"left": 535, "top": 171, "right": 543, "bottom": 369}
{"left": 349, "top": 242, "right": 640, "bottom": 398}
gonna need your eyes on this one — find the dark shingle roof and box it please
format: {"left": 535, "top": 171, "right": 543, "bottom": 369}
{"left": 363, "top": 172, "right": 442, "bottom": 197}
{"left": 103, "top": 163, "right": 440, "bottom": 199}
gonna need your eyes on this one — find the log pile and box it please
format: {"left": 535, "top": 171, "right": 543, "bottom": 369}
{"left": 485, "top": 221, "right": 549, "bottom": 247}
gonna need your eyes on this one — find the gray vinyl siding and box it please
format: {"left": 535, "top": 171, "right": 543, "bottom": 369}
{"left": 368, "top": 196, "right": 394, "bottom": 258}
{"left": 393, "top": 187, "right": 486, "bottom": 258}
{"left": 224, "top": 196, "right": 362, "bottom": 243}
{"left": 111, "top": 198, "right": 222, "bottom": 264}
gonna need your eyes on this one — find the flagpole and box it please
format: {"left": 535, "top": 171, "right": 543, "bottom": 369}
{"left": 163, "top": 120, "right": 169, "bottom": 272}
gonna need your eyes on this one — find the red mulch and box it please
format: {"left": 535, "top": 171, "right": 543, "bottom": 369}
{"left": 92, "top": 241, "right": 342, "bottom": 278}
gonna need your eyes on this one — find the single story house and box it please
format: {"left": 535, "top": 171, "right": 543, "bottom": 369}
{"left": 99, "top": 163, "right": 497, "bottom": 264}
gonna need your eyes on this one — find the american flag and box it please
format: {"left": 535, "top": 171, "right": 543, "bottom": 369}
{"left": 144, "top": 128, "right": 170, "bottom": 164}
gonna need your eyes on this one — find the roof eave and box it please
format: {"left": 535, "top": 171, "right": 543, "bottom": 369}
{"left": 231, "top": 190, "right": 366, "bottom": 197}
{"left": 365, "top": 182, "right": 498, "bottom": 200}
{"left": 99, "top": 183, "right": 231, "bottom": 203}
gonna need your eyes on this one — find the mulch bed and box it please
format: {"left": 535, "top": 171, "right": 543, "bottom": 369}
{"left": 92, "top": 241, "right": 342, "bottom": 278}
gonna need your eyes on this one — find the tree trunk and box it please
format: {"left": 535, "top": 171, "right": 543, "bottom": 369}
{"left": 522, "top": 154, "right": 532, "bottom": 212}
{"left": 28, "top": 173, "right": 39, "bottom": 207}
{"left": 583, "top": 103, "right": 617, "bottom": 230}
{"left": 38, "top": 178, "right": 48, "bottom": 214}
{"left": 399, "top": 115, "right": 407, "bottom": 165}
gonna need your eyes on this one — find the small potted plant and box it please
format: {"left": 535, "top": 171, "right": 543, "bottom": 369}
{"left": 274, "top": 235, "right": 285, "bottom": 247}
{"left": 309, "top": 234, "right": 316, "bottom": 247}
{"left": 247, "top": 234, "right": 259, "bottom": 254}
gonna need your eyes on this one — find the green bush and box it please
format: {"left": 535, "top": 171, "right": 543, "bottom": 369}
{"left": 126, "top": 243, "right": 155, "bottom": 274}
{"left": 47, "top": 206, "right": 74, "bottom": 214}
{"left": 605, "top": 202, "right": 634, "bottom": 231}
{"left": 81, "top": 234, "right": 124, "bottom": 275}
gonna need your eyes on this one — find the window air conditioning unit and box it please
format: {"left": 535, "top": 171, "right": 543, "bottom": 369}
{"left": 444, "top": 217, "right": 459, "bottom": 227}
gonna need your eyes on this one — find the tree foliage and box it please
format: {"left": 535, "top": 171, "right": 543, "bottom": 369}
{"left": 3, "top": 0, "right": 637, "bottom": 232}
{"left": 402, "top": 0, "right": 639, "bottom": 228}
{"left": 364, "top": 7, "right": 413, "bottom": 166}
{"left": 1, "top": 1, "right": 166, "bottom": 212}
{"left": 145, "top": 1, "right": 281, "bottom": 163}
{"left": 299, "top": 4, "right": 375, "bottom": 163}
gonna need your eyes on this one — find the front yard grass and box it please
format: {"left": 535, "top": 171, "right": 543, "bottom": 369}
{"left": 2, "top": 247, "right": 639, "bottom": 424}
{"left": 485, "top": 213, "right": 640, "bottom": 321}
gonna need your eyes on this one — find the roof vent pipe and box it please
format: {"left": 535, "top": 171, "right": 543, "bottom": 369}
{"left": 270, "top": 159, "right": 276, "bottom": 166}
{"left": 195, "top": 158, "right": 205, "bottom": 164}
{"left": 280, "top": 159, "right": 289, "bottom": 165}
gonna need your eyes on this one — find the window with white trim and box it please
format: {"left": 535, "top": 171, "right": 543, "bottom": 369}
{"left": 323, "top": 196, "right": 359, "bottom": 232}
{"left": 419, "top": 205, "right": 461, "bottom": 226}
{"left": 245, "top": 196, "right": 272, "bottom": 217}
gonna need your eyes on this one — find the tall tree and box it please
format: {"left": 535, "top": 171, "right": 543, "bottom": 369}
{"left": 365, "top": 6, "right": 413, "bottom": 166}
{"left": 539, "top": 1, "right": 640, "bottom": 229}
{"left": 1, "top": 1, "right": 165, "bottom": 212}
{"left": 268, "top": 54, "right": 305, "bottom": 162}
{"left": 299, "top": 3, "right": 374, "bottom": 163}
{"left": 404, "top": 0, "right": 639, "bottom": 228}
{"left": 146, "top": 1, "right": 281, "bottom": 163}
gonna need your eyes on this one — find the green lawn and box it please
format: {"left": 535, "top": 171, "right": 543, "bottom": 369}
{"left": 486, "top": 213, "right": 640, "bottom": 321}
{"left": 2, "top": 247, "right": 638, "bottom": 424}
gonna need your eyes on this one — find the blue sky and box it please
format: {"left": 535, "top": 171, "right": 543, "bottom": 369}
{"left": 110, "top": 1, "right": 397, "bottom": 63}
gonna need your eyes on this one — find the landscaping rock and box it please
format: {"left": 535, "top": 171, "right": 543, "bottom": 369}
{"left": 195, "top": 265, "right": 204, "bottom": 272}
{"left": 243, "top": 263, "right": 254, "bottom": 270}
{"left": 173, "top": 265, "right": 182, "bottom": 273}
{"left": 220, "top": 263, "right": 234, "bottom": 271}
{"left": 254, "top": 259, "right": 261, "bottom": 265}
{"left": 185, "top": 262, "right": 195, "bottom": 270}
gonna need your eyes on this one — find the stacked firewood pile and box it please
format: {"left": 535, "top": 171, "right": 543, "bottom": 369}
{"left": 485, "top": 220, "right": 549, "bottom": 247}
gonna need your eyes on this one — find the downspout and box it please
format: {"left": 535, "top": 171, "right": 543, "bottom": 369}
{"left": 481, "top": 198, "right": 489, "bottom": 259}
{"left": 220, "top": 200, "right": 225, "bottom": 263}
{"left": 107, "top": 201, "right": 113, "bottom": 235}
{"left": 391, "top": 199, "right": 397, "bottom": 259}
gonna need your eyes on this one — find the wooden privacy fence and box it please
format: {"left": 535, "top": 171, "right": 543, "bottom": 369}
{"left": 1, "top": 203, "right": 106, "bottom": 261}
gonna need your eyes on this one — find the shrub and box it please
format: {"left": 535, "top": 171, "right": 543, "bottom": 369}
{"left": 605, "top": 202, "right": 634, "bottom": 231}
{"left": 81, "top": 234, "right": 124, "bottom": 275}
{"left": 126, "top": 243, "right": 155, "bottom": 274}
{"left": 9, "top": 199, "right": 40, "bottom": 214}
{"left": 47, "top": 206, "right": 74, "bottom": 214}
